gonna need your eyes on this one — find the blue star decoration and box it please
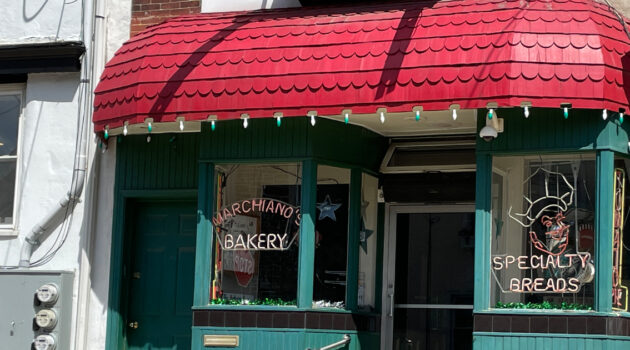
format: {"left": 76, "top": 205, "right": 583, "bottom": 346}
{"left": 359, "top": 219, "right": 374, "bottom": 254}
{"left": 316, "top": 195, "right": 342, "bottom": 221}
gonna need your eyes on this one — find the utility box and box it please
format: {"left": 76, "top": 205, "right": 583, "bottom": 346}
{"left": 0, "top": 271, "right": 74, "bottom": 350}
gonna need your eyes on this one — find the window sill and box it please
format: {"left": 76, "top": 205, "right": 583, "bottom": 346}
{"left": 0, "top": 228, "right": 18, "bottom": 237}
{"left": 477, "top": 308, "right": 606, "bottom": 316}
{"left": 193, "top": 304, "right": 353, "bottom": 313}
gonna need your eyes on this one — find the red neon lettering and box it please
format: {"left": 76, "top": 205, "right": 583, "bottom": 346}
{"left": 212, "top": 214, "right": 223, "bottom": 227}
{"left": 231, "top": 202, "right": 242, "bottom": 215}
{"left": 274, "top": 202, "right": 286, "bottom": 215}
{"left": 242, "top": 200, "right": 251, "bottom": 213}
{"left": 252, "top": 199, "right": 264, "bottom": 211}
{"left": 263, "top": 200, "right": 273, "bottom": 213}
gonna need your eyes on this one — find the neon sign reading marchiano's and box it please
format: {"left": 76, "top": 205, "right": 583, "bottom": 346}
{"left": 212, "top": 198, "right": 301, "bottom": 251}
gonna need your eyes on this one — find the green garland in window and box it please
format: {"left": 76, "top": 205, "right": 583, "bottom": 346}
{"left": 210, "top": 298, "right": 296, "bottom": 306}
{"left": 495, "top": 301, "right": 592, "bottom": 310}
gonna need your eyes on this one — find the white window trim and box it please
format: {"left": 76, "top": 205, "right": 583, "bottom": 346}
{"left": 0, "top": 83, "right": 25, "bottom": 236}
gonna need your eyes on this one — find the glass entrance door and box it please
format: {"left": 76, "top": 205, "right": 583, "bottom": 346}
{"left": 382, "top": 206, "right": 475, "bottom": 350}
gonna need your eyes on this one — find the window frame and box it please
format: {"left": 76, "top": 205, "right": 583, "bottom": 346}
{"left": 486, "top": 152, "right": 599, "bottom": 313}
{"left": 0, "top": 83, "right": 25, "bottom": 236}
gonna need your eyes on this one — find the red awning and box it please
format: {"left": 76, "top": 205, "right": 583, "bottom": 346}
{"left": 93, "top": 0, "right": 630, "bottom": 132}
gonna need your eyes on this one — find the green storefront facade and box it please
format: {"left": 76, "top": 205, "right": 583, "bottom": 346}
{"left": 92, "top": 1, "right": 630, "bottom": 349}
{"left": 100, "top": 109, "right": 630, "bottom": 349}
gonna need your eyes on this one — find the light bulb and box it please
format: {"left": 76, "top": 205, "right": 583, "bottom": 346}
{"left": 147, "top": 122, "right": 152, "bottom": 133}
{"left": 344, "top": 113, "right": 349, "bottom": 124}
{"left": 310, "top": 115, "right": 316, "bottom": 126}
{"left": 243, "top": 118, "right": 248, "bottom": 128}
{"left": 276, "top": 116, "right": 281, "bottom": 127}
{"left": 621, "top": 112, "right": 625, "bottom": 124}
{"left": 524, "top": 106, "right": 530, "bottom": 118}
{"left": 563, "top": 107, "right": 568, "bottom": 119}
{"left": 211, "top": 120, "right": 216, "bottom": 131}
{"left": 104, "top": 128, "right": 109, "bottom": 140}
{"left": 123, "top": 124, "right": 128, "bottom": 136}
{"left": 488, "top": 108, "right": 494, "bottom": 119}
{"left": 415, "top": 110, "right": 420, "bottom": 121}
{"left": 179, "top": 120, "right": 184, "bottom": 131}
{"left": 603, "top": 109, "right": 608, "bottom": 120}
{"left": 452, "top": 109, "right": 458, "bottom": 121}
{"left": 380, "top": 111, "right": 385, "bottom": 123}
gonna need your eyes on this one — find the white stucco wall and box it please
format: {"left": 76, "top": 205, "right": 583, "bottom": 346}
{"left": 0, "top": 0, "right": 128, "bottom": 348}
{"left": 0, "top": 72, "right": 87, "bottom": 349}
{"left": 202, "top": 0, "right": 300, "bottom": 13}
{"left": 0, "top": 72, "right": 83, "bottom": 267}
{"left": 82, "top": 0, "right": 130, "bottom": 349}
{"left": 1, "top": 0, "right": 84, "bottom": 44}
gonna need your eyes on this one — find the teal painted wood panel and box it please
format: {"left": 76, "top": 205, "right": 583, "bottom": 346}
{"left": 474, "top": 154, "right": 492, "bottom": 311}
{"left": 116, "top": 133, "right": 200, "bottom": 190}
{"left": 476, "top": 108, "right": 630, "bottom": 155}
{"left": 192, "top": 328, "right": 379, "bottom": 350}
{"left": 127, "top": 201, "right": 197, "bottom": 350}
{"left": 595, "top": 151, "right": 614, "bottom": 312}
{"left": 297, "top": 160, "right": 317, "bottom": 308}
{"left": 193, "top": 163, "right": 214, "bottom": 307}
{"left": 473, "top": 334, "right": 630, "bottom": 350}
{"left": 199, "top": 118, "right": 388, "bottom": 172}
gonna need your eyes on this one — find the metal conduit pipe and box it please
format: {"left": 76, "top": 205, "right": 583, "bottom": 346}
{"left": 318, "top": 335, "right": 351, "bottom": 350}
{"left": 18, "top": 160, "right": 87, "bottom": 267}
{"left": 17, "top": 0, "right": 94, "bottom": 268}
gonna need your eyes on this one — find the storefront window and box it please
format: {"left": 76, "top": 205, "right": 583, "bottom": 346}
{"left": 358, "top": 173, "right": 378, "bottom": 311}
{"left": 615, "top": 156, "right": 630, "bottom": 312}
{"left": 211, "top": 163, "right": 301, "bottom": 305}
{"left": 313, "top": 165, "right": 350, "bottom": 308}
{"left": 491, "top": 155, "right": 596, "bottom": 310}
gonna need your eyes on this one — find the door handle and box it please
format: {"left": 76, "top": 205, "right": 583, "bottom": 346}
{"left": 128, "top": 321, "right": 138, "bottom": 329}
{"left": 388, "top": 293, "right": 394, "bottom": 317}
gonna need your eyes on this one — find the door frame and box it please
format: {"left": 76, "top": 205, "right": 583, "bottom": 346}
{"left": 380, "top": 203, "right": 475, "bottom": 350}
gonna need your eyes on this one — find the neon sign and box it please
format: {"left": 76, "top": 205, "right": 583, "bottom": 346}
{"left": 212, "top": 198, "right": 301, "bottom": 251}
{"left": 493, "top": 167, "right": 595, "bottom": 294}
{"left": 612, "top": 169, "right": 628, "bottom": 311}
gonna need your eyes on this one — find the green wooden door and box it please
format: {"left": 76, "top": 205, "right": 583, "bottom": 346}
{"left": 126, "top": 201, "right": 197, "bottom": 350}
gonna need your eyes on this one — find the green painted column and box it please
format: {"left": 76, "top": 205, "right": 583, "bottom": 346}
{"left": 595, "top": 150, "right": 614, "bottom": 312}
{"left": 374, "top": 202, "right": 385, "bottom": 312}
{"left": 346, "top": 168, "right": 362, "bottom": 311}
{"left": 297, "top": 160, "right": 317, "bottom": 308}
{"left": 474, "top": 154, "right": 492, "bottom": 311}
{"left": 193, "top": 162, "right": 214, "bottom": 306}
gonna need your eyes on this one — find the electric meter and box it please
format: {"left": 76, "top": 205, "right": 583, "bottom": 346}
{"left": 34, "top": 334, "right": 56, "bottom": 350}
{"left": 35, "top": 309, "right": 58, "bottom": 330}
{"left": 36, "top": 283, "right": 59, "bottom": 305}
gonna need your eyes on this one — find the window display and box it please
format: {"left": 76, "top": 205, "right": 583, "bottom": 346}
{"left": 211, "top": 163, "right": 301, "bottom": 305}
{"left": 491, "top": 155, "right": 596, "bottom": 309}
{"left": 615, "top": 157, "right": 630, "bottom": 312}
{"left": 313, "top": 165, "right": 350, "bottom": 308}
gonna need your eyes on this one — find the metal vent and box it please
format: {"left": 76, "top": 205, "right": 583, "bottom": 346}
{"left": 380, "top": 139, "right": 476, "bottom": 174}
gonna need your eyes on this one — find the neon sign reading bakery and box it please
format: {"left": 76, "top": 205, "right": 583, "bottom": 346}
{"left": 212, "top": 198, "right": 301, "bottom": 251}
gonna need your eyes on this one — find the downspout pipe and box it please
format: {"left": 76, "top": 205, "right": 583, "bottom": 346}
{"left": 19, "top": 165, "right": 87, "bottom": 267}
{"left": 18, "top": 0, "right": 94, "bottom": 268}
